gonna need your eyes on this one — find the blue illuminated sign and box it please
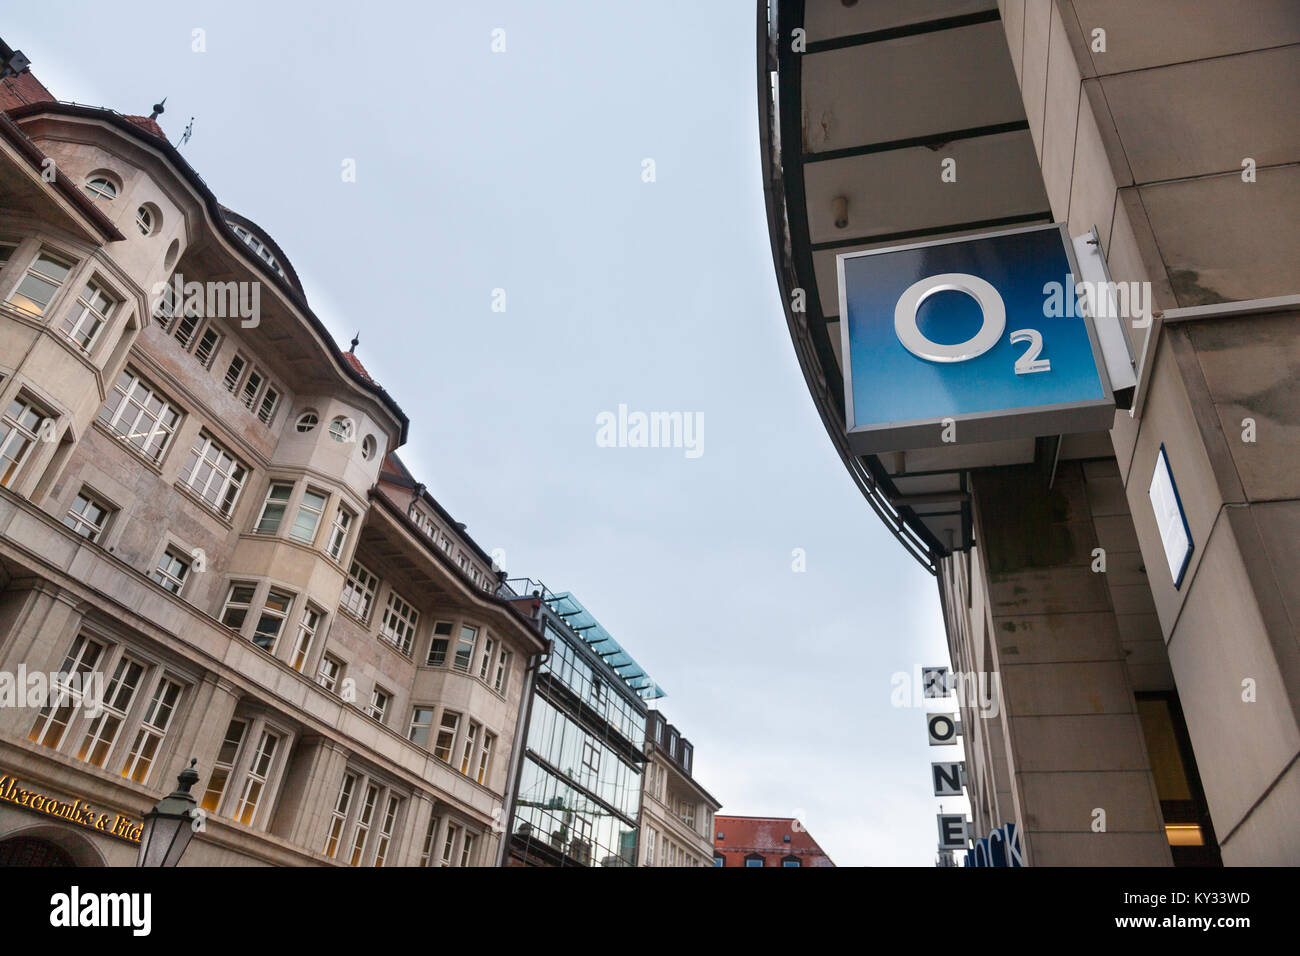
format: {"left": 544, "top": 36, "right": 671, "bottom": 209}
{"left": 836, "top": 224, "right": 1114, "bottom": 453}
{"left": 964, "top": 822, "right": 1023, "bottom": 867}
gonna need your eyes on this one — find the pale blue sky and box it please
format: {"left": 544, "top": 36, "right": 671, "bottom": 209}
{"left": 11, "top": 0, "right": 967, "bottom": 865}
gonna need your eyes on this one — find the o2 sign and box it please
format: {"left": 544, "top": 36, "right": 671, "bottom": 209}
{"left": 836, "top": 224, "right": 1114, "bottom": 454}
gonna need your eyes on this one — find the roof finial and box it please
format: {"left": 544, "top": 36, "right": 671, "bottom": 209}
{"left": 149, "top": 97, "right": 166, "bottom": 121}
{"left": 348, "top": 333, "right": 360, "bottom": 353}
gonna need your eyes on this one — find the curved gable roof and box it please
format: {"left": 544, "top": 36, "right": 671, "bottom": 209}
{"left": 6, "top": 99, "right": 409, "bottom": 444}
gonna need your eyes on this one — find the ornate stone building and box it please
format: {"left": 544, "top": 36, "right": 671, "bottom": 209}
{"left": 0, "top": 62, "right": 547, "bottom": 866}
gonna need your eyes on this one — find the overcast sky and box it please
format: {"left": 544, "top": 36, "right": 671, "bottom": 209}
{"left": 12, "top": 0, "right": 969, "bottom": 865}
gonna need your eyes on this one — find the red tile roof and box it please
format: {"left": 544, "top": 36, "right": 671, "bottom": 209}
{"left": 0, "top": 71, "right": 54, "bottom": 111}
{"left": 713, "top": 815, "right": 836, "bottom": 867}
{"left": 342, "top": 350, "right": 373, "bottom": 383}
{"left": 122, "top": 113, "right": 165, "bottom": 139}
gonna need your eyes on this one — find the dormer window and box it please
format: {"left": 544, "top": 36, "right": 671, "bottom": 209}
{"left": 228, "top": 222, "right": 286, "bottom": 278}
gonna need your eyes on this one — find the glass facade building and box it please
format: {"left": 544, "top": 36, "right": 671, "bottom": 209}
{"left": 505, "top": 586, "right": 657, "bottom": 867}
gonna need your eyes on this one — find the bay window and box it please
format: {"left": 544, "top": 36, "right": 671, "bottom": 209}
{"left": 0, "top": 395, "right": 51, "bottom": 488}
{"left": 7, "top": 249, "right": 73, "bottom": 316}
{"left": 58, "top": 279, "right": 118, "bottom": 352}
{"left": 289, "top": 487, "right": 327, "bottom": 543}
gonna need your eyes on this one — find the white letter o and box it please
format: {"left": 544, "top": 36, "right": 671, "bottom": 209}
{"left": 894, "top": 272, "right": 1005, "bottom": 363}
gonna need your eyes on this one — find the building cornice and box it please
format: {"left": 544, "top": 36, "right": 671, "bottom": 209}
{"left": 6, "top": 101, "right": 410, "bottom": 445}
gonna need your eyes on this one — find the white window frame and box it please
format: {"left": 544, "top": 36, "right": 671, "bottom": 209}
{"left": 84, "top": 176, "right": 117, "bottom": 201}
{"left": 220, "top": 581, "right": 258, "bottom": 631}
{"left": 340, "top": 561, "right": 379, "bottom": 622}
{"left": 289, "top": 487, "right": 328, "bottom": 544}
{"left": 493, "top": 648, "right": 512, "bottom": 693}
{"left": 178, "top": 431, "right": 247, "bottom": 517}
{"left": 59, "top": 278, "right": 118, "bottom": 353}
{"left": 420, "top": 815, "right": 440, "bottom": 867}
{"left": 374, "top": 795, "right": 401, "bottom": 867}
{"left": 7, "top": 248, "right": 74, "bottom": 316}
{"left": 441, "top": 822, "right": 461, "bottom": 867}
{"left": 327, "top": 504, "right": 354, "bottom": 560}
{"left": 459, "top": 831, "right": 477, "bottom": 868}
{"left": 239, "top": 367, "right": 266, "bottom": 412}
{"left": 200, "top": 718, "right": 248, "bottom": 813}
{"left": 408, "top": 706, "right": 434, "bottom": 747}
{"left": 317, "top": 654, "right": 343, "bottom": 693}
{"left": 367, "top": 686, "right": 390, "bottom": 724}
{"left": 28, "top": 634, "right": 106, "bottom": 750}
{"left": 427, "top": 621, "right": 453, "bottom": 666}
{"left": 478, "top": 636, "right": 496, "bottom": 680}
{"left": 453, "top": 624, "right": 477, "bottom": 673}
{"left": 348, "top": 782, "right": 380, "bottom": 866}
{"left": 254, "top": 482, "right": 293, "bottom": 534}
{"left": 151, "top": 547, "right": 191, "bottom": 595}
{"left": 231, "top": 726, "right": 280, "bottom": 826}
{"left": 0, "top": 395, "right": 50, "bottom": 489}
{"left": 121, "top": 676, "right": 183, "bottom": 784}
{"left": 476, "top": 732, "right": 495, "bottom": 785}
{"left": 193, "top": 326, "right": 223, "bottom": 369}
{"left": 252, "top": 588, "right": 294, "bottom": 654}
{"left": 379, "top": 589, "right": 418, "bottom": 655}
{"left": 289, "top": 605, "right": 321, "bottom": 673}
{"left": 97, "top": 369, "right": 181, "bottom": 464}
{"left": 323, "top": 772, "right": 356, "bottom": 859}
{"left": 76, "top": 654, "right": 145, "bottom": 768}
{"left": 64, "top": 487, "right": 114, "bottom": 542}
{"left": 459, "top": 721, "right": 480, "bottom": 776}
{"left": 222, "top": 353, "right": 248, "bottom": 393}
{"left": 434, "top": 711, "right": 459, "bottom": 764}
{"left": 256, "top": 385, "right": 279, "bottom": 426}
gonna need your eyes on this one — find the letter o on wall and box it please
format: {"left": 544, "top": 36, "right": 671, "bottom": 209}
{"left": 927, "top": 712, "right": 958, "bottom": 745}
{"left": 894, "top": 272, "right": 1006, "bottom": 363}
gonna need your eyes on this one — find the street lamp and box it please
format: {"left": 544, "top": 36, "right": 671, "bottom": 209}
{"left": 136, "top": 758, "right": 201, "bottom": 867}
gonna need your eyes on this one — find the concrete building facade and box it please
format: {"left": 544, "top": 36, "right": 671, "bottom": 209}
{"left": 758, "top": 0, "right": 1298, "bottom": 865}
{"left": 0, "top": 63, "right": 550, "bottom": 866}
{"left": 638, "top": 709, "right": 721, "bottom": 867}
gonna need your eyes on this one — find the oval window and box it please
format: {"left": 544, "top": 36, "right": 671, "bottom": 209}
{"left": 295, "top": 412, "right": 319, "bottom": 433}
{"left": 361, "top": 435, "right": 377, "bottom": 460}
{"left": 84, "top": 176, "right": 118, "bottom": 201}
{"left": 135, "top": 204, "right": 159, "bottom": 236}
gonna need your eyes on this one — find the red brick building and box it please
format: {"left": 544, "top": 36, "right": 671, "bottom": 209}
{"left": 713, "top": 815, "right": 834, "bottom": 867}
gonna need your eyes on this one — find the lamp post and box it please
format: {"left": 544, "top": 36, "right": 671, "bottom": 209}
{"left": 136, "top": 758, "right": 201, "bottom": 867}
